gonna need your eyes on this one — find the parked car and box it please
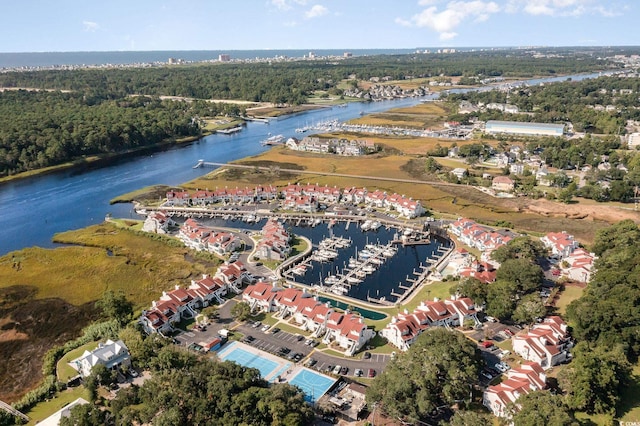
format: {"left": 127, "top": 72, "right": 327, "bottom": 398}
{"left": 306, "top": 358, "right": 317, "bottom": 367}
{"left": 481, "top": 370, "right": 494, "bottom": 380}
{"left": 325, "top": 365, "right": 334, "bottom": 373}
{"left": 498, "top": 350, "right": 511, "bottom": 359}
{"left": 252, "top": 321, "right": 262, "bottom": 328}
{"left": 261, "top": 324, "right": 270, "bottom": 332}
{"left": 271, "top": 327, "right": 281, "bottom": 334}
{"left": 367, "top": 369, "right": 376, "bottom": 378}
{"left": 332, "top": 365, "right": 342, "bottom": 375}
{"left": 363, "top": 351, "right": 371, "bottom": 359}
{"left": 340, "top": 366, "right": 349, "bottom": 375}
{"left": 293, "top": 353, "right": 303, "bottom": 362}
{"left": 354, "top": 369, "right": 363, "bottom": 377}
{"left": 295, "top": 334, "right": 304, "bottom": 342}
{"left": 304, "top": 338, "right": 313, "bottom": 346}
{"left": 481, "top": 340, "right": 494, "bottom": 348}
{"left": 278, "top": 347, "right": 291, "bottom": 355}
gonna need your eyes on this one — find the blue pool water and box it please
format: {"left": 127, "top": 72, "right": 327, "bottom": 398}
{"left": 218, "top": 343, "right": 281, "bottom": 381}
{"left": 287, "top": 368, "right": 337, "bottom": 404}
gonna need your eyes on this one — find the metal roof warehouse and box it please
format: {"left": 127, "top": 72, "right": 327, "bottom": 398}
{"left": 485, "top": 120, "right": 565, "bottom": 137}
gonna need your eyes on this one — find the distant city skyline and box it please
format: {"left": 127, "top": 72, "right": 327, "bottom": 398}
{"left": 1, "top": 0, "right": 637, "bottom": 53}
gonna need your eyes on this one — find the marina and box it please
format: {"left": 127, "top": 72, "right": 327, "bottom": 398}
{"left": 194, "top": 214, "right": 449, "bottom": 305}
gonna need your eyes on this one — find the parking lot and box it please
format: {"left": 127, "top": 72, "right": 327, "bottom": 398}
{"left": 237, "top": 321, "right": 390, "bottom": 379}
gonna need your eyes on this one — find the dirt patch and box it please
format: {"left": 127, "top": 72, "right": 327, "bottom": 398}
{"left": 0, "top": 286, "right": 97, "bottom": 402}
{"left": 522, "top": 199, "right": 640, "bottom": 224}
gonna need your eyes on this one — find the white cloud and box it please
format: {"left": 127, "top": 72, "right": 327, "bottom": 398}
{"left": 507, "top": 0, "right": 622, "bottom": 17}
{"left": 82, "top": 20, "right": 100, "bottom": 32}
{"left": 271, "top": 0, "right": 309, "bottom": 10}
{"left": 399, "top": 1, "right": 500, "bottom": 39}
{"left": 305, "top": 4, "right": 328, "bottom": 19}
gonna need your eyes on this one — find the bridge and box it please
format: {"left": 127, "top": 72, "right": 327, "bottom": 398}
{"left": 0, "top": 400, "right": 29, "bottom": 422}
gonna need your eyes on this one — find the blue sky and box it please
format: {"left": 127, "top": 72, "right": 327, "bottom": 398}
{"left": 1, "top": 0, "right": 637, "bottom": 52}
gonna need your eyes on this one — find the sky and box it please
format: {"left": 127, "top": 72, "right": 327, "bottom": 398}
{"left": 1, "top": 0, "right": 637, "bottom": 52}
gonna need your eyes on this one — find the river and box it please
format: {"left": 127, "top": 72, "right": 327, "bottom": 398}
{"left": 0, "top": 71, "right": 613, "bottom": 256}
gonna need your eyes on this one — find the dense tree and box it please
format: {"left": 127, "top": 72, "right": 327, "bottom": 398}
{"left": 485, "top": 280, "right": 517, "bottom": 320}
{"left": 567, "top": 220, "right": 640, "bottom": 359}
{"left": 508, "top": 391, "right": 576, "bottom": 426}
{"left": 495, "top": 258, "right": 543, "bottom": 294}
{"left": 512, "top": 293, "right": 546, "bottom": 325}
{"left": 59, "top": 404, "right": 107, "bottom": 426}
{"left": 231, "top": 301, "right": 252, "bottom": 322}
{"left": 558, "top": 342, "right": 631, "bottom": 415}
{"left": 453, "top": 277, "right": 487, "bottom": 305}
{"left": 447, "top": 410, "right": 492, "bottom": 426}
{"left": 366, "top": 328, "right": 481, "bottom": 423}
{"left": 95, "top": 290, "right": 134, "bottom": 326}
{"left": 491, "top": 236, "right": 548, "bottom": 263}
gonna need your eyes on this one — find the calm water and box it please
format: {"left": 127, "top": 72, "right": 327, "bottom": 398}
{"left": 0, "top": 71, "right": 609, "bottom": 256}
{"left": 201, "top": 217, "right": 448, "bottom": 304}
{"left": 0, "top": 49, "right": 415, "bottom": 68}
{"left": 0, "top": 97, "right": 431, "bottom": 255}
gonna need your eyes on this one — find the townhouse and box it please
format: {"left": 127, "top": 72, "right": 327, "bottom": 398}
{"left": 511, "top": 316, "right": 572, "bottom": 369}
{"left": 563, "top": 248, "right": 596, "bottom": 283}
{"left": 483, "top": 362, "right": 547, "bottom": 418}
{"left": 540, "top": 231, "right": 579, "bottom": 259}
{"left": 380, "top": 296, "right": 480, "bottom": 351}
{"left": 142, "top": 211, "right": 175, "bottom": 234}
{"left": 255, "top": 219, "right": 291, "bottom": 261}
{"left": 178, "top": 218, "right": 240, "bottom": 255}
{"left": 242, "top": 283, "right": 374, "bottom": 356}
{"left": 449, "top": 218, "right": 513, "bottom": 256}
{"left": 140, "top": 262, "right": 250, "bottom": 334}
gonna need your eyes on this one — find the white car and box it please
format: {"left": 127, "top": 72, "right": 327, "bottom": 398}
{"left": 261, "top": 324, "right": 271, "bottom": 332}
{"left": 332, "top": 365, "right": 342, "bottom": 375}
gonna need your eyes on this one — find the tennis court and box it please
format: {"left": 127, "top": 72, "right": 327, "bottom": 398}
{"left": 218, "top": 341, "right": 290, "bottom": 382}
{"left": 287, "top": 367, "right": 336, "bottom": 403}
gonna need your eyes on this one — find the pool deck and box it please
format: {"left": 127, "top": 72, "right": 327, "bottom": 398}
{"left": 217, "top": 341, "right": 336, "bottom": 402}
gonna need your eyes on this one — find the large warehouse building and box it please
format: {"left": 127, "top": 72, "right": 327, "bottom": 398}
{"left": 485, "top": 120, "right": 565, "bottom": 137}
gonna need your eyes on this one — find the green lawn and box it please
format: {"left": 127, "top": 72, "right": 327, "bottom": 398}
{"left": 554, "top": 285, "right": 585, "bottom": 316}
{"left": 618, "top": 363, "right": 640, "bottom": 424}
{"left": 56, "top": 341, "right": 99, "bottom": 382}
{"left": 25, "top": 387, "right": 91, "bottom": 425}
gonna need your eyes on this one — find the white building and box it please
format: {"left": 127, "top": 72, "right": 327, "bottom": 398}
{"left": 76, "top": 339, "right": 131, "bottom": 377}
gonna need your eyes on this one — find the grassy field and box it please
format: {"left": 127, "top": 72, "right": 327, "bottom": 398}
{"left": 246, "top": 104, "right": 325, "bottom": 117}
{"left": 347, "top": 102, "right": 450, "bottom": 130}
{"left": 202, "top": 117, "right": 244, "bottom": 131}
{"left": 25, "top": 386, "right": 91, "bottom": 425}
{"left": 56, "top": 341, "right": 99, "bottom": 382}
{"left": 553, "top": 284, "right": 585, "bottom": 316}
{"left": 0, "top": 222, "right": 219, "bottom": 402}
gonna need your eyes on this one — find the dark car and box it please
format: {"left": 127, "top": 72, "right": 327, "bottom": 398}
{"left": 278, "top": 347, "right": 291, "bottom": 354}
{"left": 363, "top": 351, "right": 371, "bottom": 359}
{"left": 271, "top": 327, "right": 281, "bottom": 334}
{"left": 325, "top": 365, "right": 333, "bottom": 373}
{"left": 340, "top": 366, "right": 348, "bottom": 375}
{"left": 295, "top": 334, "right": 304, "bottom": 342}
{"left": 244, "top": 335, "right": 255, "bottom": 343}
{"left": 293, "top": 353, "right": 303, "bottom": 362}
{"left": 306, "top": 358, "right": 317, "bottom": 367}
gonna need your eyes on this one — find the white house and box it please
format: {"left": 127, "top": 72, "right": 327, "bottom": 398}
{"left": 76, "top": 339, "right": 131, "bottom": 377}
{"left": 142, "top": 211, "right": 175, "bottom": 234}
{"left": 540, "top": 231, "right": 579, "bottom": 259}
{"left": 511, "top": 316, "right": 572, "bottom": 369}
{"left": 483, "top": 362, "right": 546, "bottom": 418}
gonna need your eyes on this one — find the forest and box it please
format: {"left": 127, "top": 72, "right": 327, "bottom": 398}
{"left": 0, "top": 50, "right": 624, "bottom": 177}
{"left": 445, "top": 76, "right": 640, "bottom": 134}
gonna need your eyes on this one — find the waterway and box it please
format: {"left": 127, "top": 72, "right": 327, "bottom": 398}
{"left": 199, "top": 217, "right": 448, "bottom": 304}
{"left": 0, "top": 70, "right": 615, "bottom": 256}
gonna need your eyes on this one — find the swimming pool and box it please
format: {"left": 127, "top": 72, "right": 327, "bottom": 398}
{"left": 218, "top": 342, "right": 289, "bottom": 382}
{"left": 287, "top": 367, "right": 337, "bottom": 404}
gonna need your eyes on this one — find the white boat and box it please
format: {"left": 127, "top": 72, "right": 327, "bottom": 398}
{"left": 358, "top": 250, "right": 373, "bottom": 259}
{"left": 370, "top": 221, "right": 381, "bottom": 230}
{"left": 346, "top": 276, "right": 362, "bottom": 284}
{"left": 361, "top": 220, "right": 372, "bottom": 231}
{"left": 260, "top": 134, "right": 285, "bottom": 145}
{"left": 325, "top": 275, "right": 339, "bottom": 285}
{"left": 370, "top": 257, "right": 384, "bottom": 265}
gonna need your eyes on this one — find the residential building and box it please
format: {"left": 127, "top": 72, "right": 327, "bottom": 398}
{"left": 562, "top": 248, "right": 596, "bottom": 283}
{"left": 540, "top": 231, "right": 579, "bottom": 259}
{"left": 483, "top": 362, "right": 547, "bottom": 418}
{"left": 512, "top": 316, "right": 572, "bottom": 369}
{"left": 381, "top": 296, "right": 479, "bottom": 351}
{"left": 255, "top": 219, "right": 291, "bottom": 261}
{"left": 492, "top": 176, "right": 515, "bottom": 192}
{"left": 451, "top": 168, "right": 467, "bottom": 180}
{"left": 76, "top": 339, "right": 131, "bottom": 377}
{"left": 142, "top": 211, "right": 175, "bottom": 234}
